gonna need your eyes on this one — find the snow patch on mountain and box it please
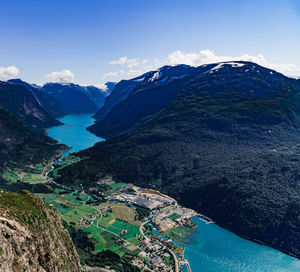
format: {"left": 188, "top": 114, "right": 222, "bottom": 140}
{"left": 149, "top": 70, "right": 162, "bottom": 82}
{"left": 210, "top": 62, "right": 246, "bottom": 73}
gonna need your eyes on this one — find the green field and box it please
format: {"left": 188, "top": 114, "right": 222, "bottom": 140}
{"left": 37, "top": 192, "right": 95, "bottom": 217}
{"left": 109, "top": 182, "right": 127, "bottom": 189}
{"left": 127, "top": 237, "right": 141, "bottom": 245}
{"left": 107, "top": 220, "right": 140, "bottom": 239}
{"left": 1, "top": 163, "right": 48, "bottom": 184}
{"left": 164, "top": 226, "right": 191, "bottom": 244}
{"left": 97, "top": 212, "right": 116, "bottom": 227}
{"left": 91, "top": 229, "right": 118, "bottom": 251}
{"left": 83, "top": 218, "right": 140, "bottom": 254}
{"left": 52, "top": 156, "right": 81, "bottom": 178}
{"left": 168, "top": 213, "right": 181, "bottom": 221}
{"left": 1, "top": 170, "right": 18, "bottom": 182}
{"left": 37, "top": 190, "right": 141, "bottom": 256}
{"left": 63, "top": 205, "right": 97, "bottom": 224}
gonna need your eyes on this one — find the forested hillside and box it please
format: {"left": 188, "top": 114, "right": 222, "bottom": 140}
{"left": 0, "top": 81, "right": 61, "bottom": 132}
{"left": 0, "top": 108, "right": 64, "bottom": 170}
{"left": 56, "top": 62, "right": 300, "bottom": 258}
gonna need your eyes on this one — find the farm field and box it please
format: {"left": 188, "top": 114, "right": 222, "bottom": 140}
{"left": 1, "top": 162, "right": 50, "bottom": 184}
{"left": 94, "top": 202, "right": 142, "bottom": 226}
{"left": 51, "top": 156, "right": 81, "bottom": 178}
{"left": 1, "top": 170, "right": 18, "bottom": 182}
{"left": 109, "top": 182, "right": 127, "bottom": 189}
{"left": 37, "top": 191, "right": 94, "bottom": 215}
{"left": 37, "top": 190, "right": 142, "bottom": 256}
{"left": 168, "top": 213, "right": 181, "bottom": 221}
{"left": 164, "top": 226, "right": 191, "bottom": 244}
{"left": 107, "top": 220, "right": 140, "bottom": 239}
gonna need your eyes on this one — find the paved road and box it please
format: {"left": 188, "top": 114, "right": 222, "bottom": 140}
{"left": 168, "top": 248, "right": 179, "bottom": 272}
{"left": 42, "top": 161, "right": 54, "bottom": 180}
{"left": 140, "top": 220, "right": 179, "bottom": 272}
{"left": 91, "top": 221, "right": 121, "bottom": 238}
{"left": 139, "top": 220, "right": 150, "bottom": 242}
{"left": 95, "top": 209, "right": 103, "bottom": 227}
{"left": 43, "top": 157, "right": 179, "bottom": 270}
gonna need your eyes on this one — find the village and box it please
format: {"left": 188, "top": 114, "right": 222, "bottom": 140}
{"left": 38, "top": 172, "right": 207, "bottom": 272}
{"left": 83, "top": 178, "right": 201, "bottom": 271}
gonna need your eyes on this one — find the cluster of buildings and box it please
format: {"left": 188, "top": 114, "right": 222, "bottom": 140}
{"left": 106, "top": 193, "right": 163, "bottom": 210}
{"left": 87, "top": 178, "right": 197, "bottom": 271}
{"left": 79, "top": 211, "right": 98, "bottom": 228}
{"left": 137, "top": 238, "right": 174, "bottom": 272}
{"left": 152, "top": 205, "right": 197, "bottom": 232}
{"left": 104, "top": 183, "right": 177, "bottom": 211}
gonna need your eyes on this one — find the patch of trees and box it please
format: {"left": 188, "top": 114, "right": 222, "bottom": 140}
{"left": 85, "top": 198, "right": 104, "bottom": 205}
{"left": 135, "top": 206, "right": 151, "bottom": 221}
{"left": 65, "top": 224, "right": 95, "bottom": 252}
{"left": 0, "top": 178, "right": 54, "bottom": 193}
{"left": 86, "top": 250, "right": 139, "bottom": 272}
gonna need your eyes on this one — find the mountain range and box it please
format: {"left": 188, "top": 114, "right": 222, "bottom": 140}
{"left": 0, "top": 81, "right": 62, "bottom": 132}
{"left": 56, "top": 61, "right": 300, "bottom": 258}
{"left": 1, "top": 79, "right": 114, "bottom": 133}
{"left": 41, "top": 83, "right": 101, "bottom": 114}
{"left": 92, "top": 72, "right": 152, "bottom": 122}
{"left": 8, "top": 79, "right": 66, "bottom": 118}
{"left": 2, "top": 60, "right": 300, "bottom": 262}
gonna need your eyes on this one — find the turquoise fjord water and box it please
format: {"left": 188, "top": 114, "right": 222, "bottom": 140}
{"left": 185, "top": 217, "right": 300, "bottom": 272}
{"left": 47, "top": 114, "right": 104, "bottom": 155}
{"left": 48, "top": 114, "right": 300, "bottom": 272}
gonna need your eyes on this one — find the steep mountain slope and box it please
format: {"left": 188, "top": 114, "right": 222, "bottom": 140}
{"left": 78, "top": 84, "right": 109, "bottom": 108}
{"left": 0, "top": 108, "right": 64, "bottom": 170}
{"left": 56, "top": 62, "right": 300, "bottom": 258}
{"left": 89, "top": 65, "right": 201, "bottom": 137}
{"left": 88, "top": 63, "right": 296, "bottom": 138}
{"left": 0, "top": 81, "right": 61, "bottom": 132}
{"left": 0, "top": 190, "right": 81, "bottom": 272}
{"left": 92, "top": 72, "right": 152, "bottom": 121}
{"left": 105, "top": 81, "right": 117, "bottom": 94}
{"left": 41, "top": 83, "right": 99, "bottom": 114}
{"left": 8, "top": 79, "right": 66, "bottom": 118}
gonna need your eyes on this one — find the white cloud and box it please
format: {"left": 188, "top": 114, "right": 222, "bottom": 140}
{"left": 103, "top": 50, "right": 300, "bottom": 82}
{"left": 167, "top": 50, "right": 300, "bottom": 77}
{"left": 44, "top": 69, "right": 75, "bottom": 83}
{"left": 0, "top": 65, "right": 19, "bottom": 80}
{"left": 109, "top": 56, "right": 150, "bottom": 69}
{"left": 103, "top": 56, "right": 154, "bottom": 81}
{"left": 109, "top": 56, "right": 128, "bottom": 65}
{"left": 93, "top": 83, "right": 108, "bottom": 91}
{"left": 102, "top": 69, "right": 149, "bottom": 81}
{"left": 103, "top": 70, "right": 126, "bottom": 78}
{"left": 110, "top": 56, "right": 150, "bottom": 68}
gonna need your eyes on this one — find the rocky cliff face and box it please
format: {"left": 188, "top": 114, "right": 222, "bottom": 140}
{"left": 0, "top": 190, "right": 81, "bottom": 272}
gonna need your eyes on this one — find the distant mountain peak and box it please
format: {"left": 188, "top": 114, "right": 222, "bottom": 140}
{"left": 41, "top": 82, "right": 104, "bottom": 111}
{"left": 148, "top": 70, "right": 162, "bottom": 82}
{"left": 209, "top": 61, "right": 245, "bottom": 72}
{"left": 0, "top": 81, "right": 62, "bottom": 132}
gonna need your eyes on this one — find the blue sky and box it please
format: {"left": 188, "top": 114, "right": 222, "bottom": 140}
{"left": 1, "top": 0, "right": 300, "bottom": 86}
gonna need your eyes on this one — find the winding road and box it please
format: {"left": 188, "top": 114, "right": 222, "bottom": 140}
{"left": 139, "top": 220, "right": 179, "bottom": 272}
{"left": 168, "top": 248, "right": 179, "bottom": 272}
